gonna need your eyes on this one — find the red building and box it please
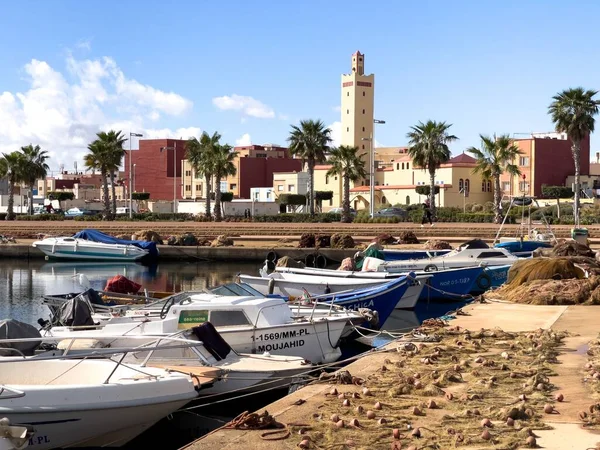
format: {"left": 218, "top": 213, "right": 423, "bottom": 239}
{"left": 500, "top": 133, "right": 590, "bottom": 197}
{"left": 235, "top": 157, "right": 302, "bottom": 199}
{"left": 125, "top": 139, "right": 187, "bottom": 201}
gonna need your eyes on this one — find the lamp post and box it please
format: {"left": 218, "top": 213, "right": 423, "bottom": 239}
{"left": 160, "top": 142, "right": 178, "bottom": 213}
{"left": 129, "top": 132, "right": 143, "bottom": 219}
{"left": 362, "top": 119, "right": 385, "bottom": 218}
{"left": 133, "top": 164, "right": 136, "bottom": 192}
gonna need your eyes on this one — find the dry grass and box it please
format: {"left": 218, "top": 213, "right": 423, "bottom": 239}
{"left": 301, "top": 325, "right": 570, "bottom": 449}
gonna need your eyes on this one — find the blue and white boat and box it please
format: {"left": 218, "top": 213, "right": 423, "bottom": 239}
{"left": 470, "top": 264, "right": 511, "bottom": 295}
{"left": 494, "top": 239, "right": 552, "bottom": 257}
{"left": 267, "top": 265, "right": 486, "bottom": 301}
{"left": 32, "top": 229, "right": 158, "bottom": 262}
{"left": 382, "top": 249, "right": 451, "bottom": 261}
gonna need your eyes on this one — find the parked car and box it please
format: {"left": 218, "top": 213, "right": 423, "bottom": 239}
{"left": 374, "top": 207, "right": 408, "bottom": 218}
{"left": 328, "top": 207, "right": 357, "bottom": 216}
{"left": 64, "top": 207, "right": 96, "bottom": 217}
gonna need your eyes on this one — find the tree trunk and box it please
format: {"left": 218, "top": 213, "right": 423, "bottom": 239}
{"left": 494, "top": 174, "right": 502, "bottom": 224}
{"left": 429, "top": 168, "right": 437, "bottom": 214}
{"left": 28, "top": 182, "right": 34, "bottom": 215}
{"left": 308, "top": 159, "right": 315, "bottom": 216}
{"left": 6, "top": 179, "right": 14, "bottom": 220}
{"left": 572, "top": 141, "right": 581, "bottom": 227}
{"left": 214, "top": 172, "right": 222, "bottom": 222}
{"left": 204, "top": 174, "right": 212, "bottom": 219}
{"left": 101, "top": 169, "right": 111, "bottom": 220}
{"left": 110, "top": 171, "right": 117, "bottom": 216}
{"left": 342, "top": 173, "right": 350, "bottom": 223}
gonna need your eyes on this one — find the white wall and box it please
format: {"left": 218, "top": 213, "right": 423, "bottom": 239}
{"left": 177, "top": 200, "right": 279, "bottom": 216}
{"left": 250, "top": 187, "right": 275, "bottom": 202}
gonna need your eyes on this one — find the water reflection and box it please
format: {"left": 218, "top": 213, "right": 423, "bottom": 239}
{"left": 0, "top": 260, "right": 261, "bottom": 325}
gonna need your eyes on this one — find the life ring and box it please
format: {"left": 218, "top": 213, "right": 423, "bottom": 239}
{"left": 266, "top": 251, "right": 278, "bottom": 262}
{"left": 476, "top": 273, "right": 492, "bottom": 291}
{"left": 305, "top": 254, "right": 316, "bottom": 267}
{"left": 316, "top": 254, "right": 327, "bottom": 268}
{"left": 424, "top": 264, "right": 438, "bottom": 272}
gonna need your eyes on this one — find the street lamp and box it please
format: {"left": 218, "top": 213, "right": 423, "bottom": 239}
{"left": 160, "top": 142, "right": 178, "bottom": 213}
{"left": 362, "top": 119, "right": 386, "bottom": 218}
{"left": 133, "top": 164, "right": 136, "bottom": 192}
{"left": 129, "top": 132, "right": 143, "bottom": 219}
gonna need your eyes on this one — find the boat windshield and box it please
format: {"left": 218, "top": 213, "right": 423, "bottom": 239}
{"left": 209, "top": 283, "right": 265, "bottom": 297}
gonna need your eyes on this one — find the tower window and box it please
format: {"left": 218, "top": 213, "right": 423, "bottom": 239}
{"left": 347, "top": 109, "right": 349, "bottom": 114}
{"left": 362, "top": 109, "right": 365, "bottom": 114}
{"left": 396, "top": 163, "right": 399, "bottom": 170}
{"left": 402, "top": 163, "right": 405, "bottom": 170}
{"left": 363, "top": 92, "right": 365, "bottom": 97}
{"left": 346, "top": 127, "right": 349, "bottom": 132}
{"left": 362, "top": 145, "right": 365, "bottom": 149}
{"left": 362, "top": 127, "right": 365, "bottom": 132}
{"left": 347, "top": 92, "right": 349, "bottom": 96}
{"left": 407, "top": 163, "right": 410, "bottom": 170}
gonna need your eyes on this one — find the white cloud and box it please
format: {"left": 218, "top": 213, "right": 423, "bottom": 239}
{"left": 0, "top": 54, "right": 196, "bottom": 171}
{"left": 327, "top": 121, "right": 341, "bottom": 148}
{"left": 235, "top": 133, "right": 252, "bottom": 146}
{"left": 75, "top": 39, "right": 92, "bottom": 51}
{"left": 212, "top": 94, "right": 275, "bottom": 119}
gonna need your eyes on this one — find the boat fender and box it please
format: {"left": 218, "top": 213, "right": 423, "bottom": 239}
{"left": 476, "top": 273, "right": 492, "bottom": 291}
{"left": 424, "top": 264, "right": 438, "bottom": 272}
{"left": 268, "top": 278, "right": 276, "bottom": 295}
{"left": 316, "top": 254, "right": 327, "bottom": 269}
{"left": 305, "top": 254, "right": 316, "bottom": 267}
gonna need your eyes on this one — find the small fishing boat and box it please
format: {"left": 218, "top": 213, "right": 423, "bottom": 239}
{"left": 32, "top": 229, "right": 158, "bottom": 262}
{"left": 382, "top": 249, "right": 451, "bottom": 261}
{"left": 271, "top": 265, "right": 487, "bottom": 301}
{"left": 238, "top": 271, "right": 425, "bottom": 309}
{"left": 42, "top": 292, "right": 364, "bottom": 364}
{"left": 0, "top": 355, "right": 198, "bottom": 449}
{"left": 377, "top": 239, "right": 518, "bottom": 272}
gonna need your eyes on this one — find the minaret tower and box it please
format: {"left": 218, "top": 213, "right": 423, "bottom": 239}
{"left": 341, "top": 51, "right": 375, "bottom": 172}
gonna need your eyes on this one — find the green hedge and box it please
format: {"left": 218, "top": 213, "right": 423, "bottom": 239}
{"left": 18, "top": 214, "right": 65, "bottom": 221}
{"left": 252, "top": 213, "right": 342, "bottom": 223}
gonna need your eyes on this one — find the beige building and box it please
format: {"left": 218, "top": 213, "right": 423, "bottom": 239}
{"left": 273, "top": 171, "right": 309, "bottom": 199}
{"left": 313, "top": 51, "right": 492, "bottom": 211}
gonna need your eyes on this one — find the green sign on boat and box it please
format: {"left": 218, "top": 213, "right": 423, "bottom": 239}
{"left": 178, "top": 310, "right": 209, "bottom": 329}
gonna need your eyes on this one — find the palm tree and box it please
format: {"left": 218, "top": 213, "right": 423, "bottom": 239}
{"left": 21, "top": 144, "right": 49, "bottom": 215}
{"left": 84, "top": 140, "right": 111, "bottom": 219}
{"left": 95, "top": 131, "right": 127, "bottom": 216}
{"left": 467, "top": 135, "right": 521, "bottom": 224}
{"left": 407, "top": 121, "right": 458, "bottom": 214}
{"left": 0, "top": 152, "right": 25, "bottom": 220}
{"left": 548, "top": 88, "right": 600, "bottom": 226}
{"left": 186, "top": 131, "right": 220, "bottom": 219}
{"left": 326, "top": 146, "right": 366, "bottom": 222}
{"left": 212, "top": 144, "right": 238, "bottom": 222}
{"left": 288, "top": 119, "right": 332, "bottom": 216}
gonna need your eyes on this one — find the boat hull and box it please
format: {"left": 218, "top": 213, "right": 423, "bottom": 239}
{"left": 33, "top": 239, "right": 148, "bottom": 262}
{"left": 382, "top": 249, "right": 451, "bottom": 261}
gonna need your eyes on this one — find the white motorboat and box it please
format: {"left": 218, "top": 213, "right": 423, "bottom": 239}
{"left": 43, "top": 292, "right": 362, "bottom": 364}
{"left": 32, "top": 237, "right": 149, "bottom": 262}
{"left": 377, "top": 239, "right": 518, "bottom": 272}
{"left": 238, "top": 271, "right": 429, "bottom": 309}
{"left": 0, "top": 356, "right": 197, "bottom": 449}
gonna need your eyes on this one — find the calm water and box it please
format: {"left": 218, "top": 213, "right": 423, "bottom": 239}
{"left": 0, "top": 260, "right": 466, "bottom": 449}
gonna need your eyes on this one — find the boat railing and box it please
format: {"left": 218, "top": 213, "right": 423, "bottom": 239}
{"left": 0, "top": 334, "right": 216, "bottom": 386}
{"left": 0, "top": 386, "right": 26, "bottom": 399}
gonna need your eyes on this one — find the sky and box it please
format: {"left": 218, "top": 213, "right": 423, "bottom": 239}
{"left": 1, "top": 0, "right": 600, "bottom": 173}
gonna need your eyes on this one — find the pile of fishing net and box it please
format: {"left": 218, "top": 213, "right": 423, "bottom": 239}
{"left": 424, "top": 239, "right": 452, "bottom": 250}
{"left": 489, "top": 258, "right": 600, "bottom": 305}
{"left": 398, "top": 231, "right": 419, "bottom": 244}
{"left": 211, "top": 235, "right": 234, "bottom": 247}
{"left": 275, "top": 255, "right": 305, "bottom": 269}
{"left": 374, "top": 233, "right": 396, "bottom": 245}
{"left": 331, "top": 233, "right": 355, "bottom": 249}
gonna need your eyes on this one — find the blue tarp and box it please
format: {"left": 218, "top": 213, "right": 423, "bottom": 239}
{"left": 73, "top": 229, "right": 159, "bottom": 258}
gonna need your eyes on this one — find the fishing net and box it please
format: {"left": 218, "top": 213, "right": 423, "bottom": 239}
{"left": 424, "top": 240, "right": 452, "bottom": 250}
{"left": 398, "top": 231, "right": 420, "bottom": 244}
{"left": 505, "top": 258, "right": 585, "bottom": 287}
{"left": 331, "top": 234, "right": 355, "bottom": 249}
{"left": 297, "top": 325, "right": 569, "bottom": 449}
{"left": 552, "top": 241, "right": 595, "bottom": 258}
{"left": 276, "top": 256, "right": 305, "bottom": 269}
{"left": 374, "top": 234, "right": 397, "bottom": 245}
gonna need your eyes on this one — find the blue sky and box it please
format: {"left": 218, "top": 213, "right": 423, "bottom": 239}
{"left": 1, "top": 0, "right": 599, "bottom": 171}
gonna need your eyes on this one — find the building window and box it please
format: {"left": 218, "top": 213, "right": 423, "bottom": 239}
{"left": 347, "top": 127, "right": 349, "bottom": 132}
{"left": 459, "top": 179, "right": 464, "bottom": 191}
{"left": 185, "top": 185, "right": 191, "bottom": 191}
{"left": 402, "top": 163, "right": 405, "bottom": 170}
{"left": 396, "top": 163, "right": 399, "bottom": 170}
{"left": 362, "top": 127, "right": 365, "bottom": 132}
{"left": 256, "top": 153, "right": 267, "bottom": 158}
{"left": 266, "top": 191, "right": 271, "bottom": 199}
{"left": 519, "top": 181, "right": 529, "bottom": 192}
{"left": 334, "top": 176, "right": 338, "bottom": 180}
{"left": 288, "top": 184, "right": 295, "bottom": 192}
{"left": 519, "top": 156, "right": 530, "bottom": 166}
{"left": 347, "top": 92, "right": 349, "bottom": 96}
{"left": 325, "top": 176, "right": 329, "bottom": 185}
{"left": 347, "top": 109, "right": 349, "bottom": 114}
{"left": 185, "top": 170, "right": 191, "bottom": 177}
{"left": 486, "top": 180, "right": 491, "bottom": 192}
{"left": 362, "top": 109, "right": 365, "bottom": 114}
{"left": 465, "top": 179, "right": 470, "bottom": 192}
{"left": 481, "top": 180, "right": 486, "bottom": 191}
{"left": 363, "top": 91, "right": 365, "bottom": 97}
{"left": 195, "top": 184, "right": 201, "bottom": 191}
{"left": 220, "top": 181, "right": 227, "bottom": 192}
{"left": 406, "top": 163, "right": 410, "bottom": 170}
{"left": 277, "top": 185, "right": 283, "bottom": 191}
{"left": 362, "top": 145, "right": 365, "bottom": 149}
{"left": 230, "top": 183, "right": 237, "bottom": 190}
{"left": 329, "top": 199, "right": 333, "bottom": 206}
{"left": 502, "top": 181, "right": 511, "bottom": 193}
{"left": 406, "top": 195, "right": 410, "bottom": 205}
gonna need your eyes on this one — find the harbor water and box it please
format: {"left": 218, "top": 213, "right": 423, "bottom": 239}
{"left": 0, "top": 260, "right": 467, "bottom": 449}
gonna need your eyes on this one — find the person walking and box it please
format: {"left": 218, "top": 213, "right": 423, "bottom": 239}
{"left": 421, "top": 199, "right": 434, "bottom": 227}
